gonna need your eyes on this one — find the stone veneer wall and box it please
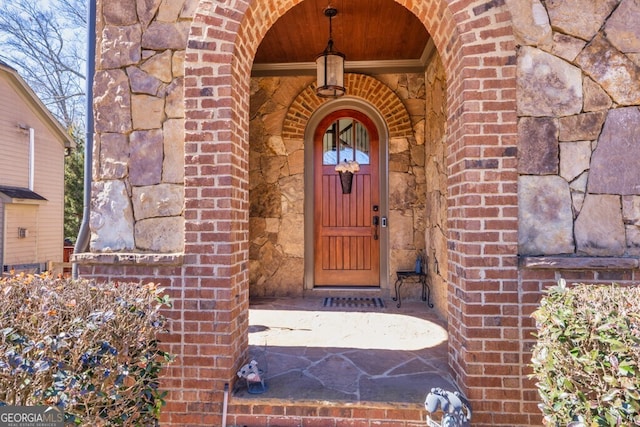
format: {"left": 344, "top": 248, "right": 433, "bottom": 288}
{"left": 248, "top": 76, "right": 312, "bottom": 296}
{"left": 424, "top": 54, "right": 448, "bottom": 317}
{"left": 378, "top": 73, "right": 431, "bottom": 299}
{"left": 511, "top": 0, "right": 640, "bottom": 257}
{"left": 512, "top": 1, "right": 640, "bottom": 424}
{"left": 90, "top": 0, "right": 192, "bottom": 253}
{"left": 248, "top": 73, "right": 433, "bottom": 300}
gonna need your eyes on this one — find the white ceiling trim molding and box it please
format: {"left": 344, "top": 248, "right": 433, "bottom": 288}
{"left": 252, "top": 39, "right": 436, "bottom": 77}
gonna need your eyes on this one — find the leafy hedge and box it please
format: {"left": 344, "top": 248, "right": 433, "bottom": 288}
{"left": 0, "top": 273, "right": 173, "bottom": 425}
{"left": 531, "top": 280, "right": 640, "bottom": 426}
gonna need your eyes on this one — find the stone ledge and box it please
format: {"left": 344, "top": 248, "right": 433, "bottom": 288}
{"left": 71, "top": 252, "right": 184, "bottom": 266}
{"left": 521, "top": 256, "right": 639, "bottom": 270}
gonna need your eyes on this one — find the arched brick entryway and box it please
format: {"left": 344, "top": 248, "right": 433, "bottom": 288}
{"left": 180, "top": 0, "right": 521, "bottom": 425}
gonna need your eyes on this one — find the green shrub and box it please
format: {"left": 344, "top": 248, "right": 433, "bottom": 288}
{"left": 530, "top": 280, "right": 640, "bottom": 426}
{"left": 0, "top": 273, "right": 173, "bottom": 425}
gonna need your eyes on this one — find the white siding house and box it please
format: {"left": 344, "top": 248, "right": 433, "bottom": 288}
{"left": 0, "top": 60, "right": 73, "bottom": 274}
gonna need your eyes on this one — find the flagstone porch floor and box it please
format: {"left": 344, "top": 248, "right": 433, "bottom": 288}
{"left": 232, "top": 296, "right": 458, "bottom": 409}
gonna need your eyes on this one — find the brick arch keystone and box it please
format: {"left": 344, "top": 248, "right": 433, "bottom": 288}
{"left": 282, "top": 74, "right": 413, "bottom": 139}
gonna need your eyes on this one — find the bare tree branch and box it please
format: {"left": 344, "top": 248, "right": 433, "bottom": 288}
{"left": 0, "top": 0, "right": 86, "bottom": 129}
{"left": 0, "top": 0, "right": 88, "bottom": 241}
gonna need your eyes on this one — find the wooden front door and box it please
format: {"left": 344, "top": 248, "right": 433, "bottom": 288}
{"left": 314, "top": 110, "right": 380, "bottom": 286}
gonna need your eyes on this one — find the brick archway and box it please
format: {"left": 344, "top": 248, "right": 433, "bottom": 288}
{"left": 282, "top": 73, "right": 413, "bottom": 139}
{"left": 183, "top": 0, "right": 520, "bottom": 425}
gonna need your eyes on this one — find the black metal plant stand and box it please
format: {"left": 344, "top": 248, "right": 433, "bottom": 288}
{"left": 392, "top": 270, "right": 433, "bottom": 308}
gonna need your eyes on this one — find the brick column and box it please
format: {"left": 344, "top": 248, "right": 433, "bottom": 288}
{"left": 176, "top": 1, "right": 252, "bottom": 424}
{"left": 437, "top": 1, "right": 526, "bottom": 425}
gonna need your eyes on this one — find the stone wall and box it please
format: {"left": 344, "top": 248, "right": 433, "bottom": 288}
{"left": 378, "top": 73, "right": 429, "bottom": 297}
{"left": 424, "top": 54, "right": 448, "bottom": 317}
{"left": 510, "top": 0, "right": 640, "bottom": 257}
{"left": 249, "top": 73, "right": 431, "bottom": 298}
{"left": 90, "top": 0, "right": 193, "bottom": 253}
{"left": 249, "top": 76, "right": 312, "bottom": 296}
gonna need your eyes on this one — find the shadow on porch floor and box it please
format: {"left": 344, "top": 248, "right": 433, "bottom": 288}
{"left": 233, "top": 296, "right": 457, "bottom": 406}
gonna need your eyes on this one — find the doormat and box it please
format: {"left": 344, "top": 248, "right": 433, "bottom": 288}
{"left": 323, "top": 297, "right": 385, "bottom": 308}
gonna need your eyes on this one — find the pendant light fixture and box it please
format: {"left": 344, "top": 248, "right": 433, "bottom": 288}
{"left": 316, "top": 6, "right": 346, "bottom": 98}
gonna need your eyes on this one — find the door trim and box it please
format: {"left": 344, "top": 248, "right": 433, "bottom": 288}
{"left": 304, "top": 98, "right": 389, "bottom": 291}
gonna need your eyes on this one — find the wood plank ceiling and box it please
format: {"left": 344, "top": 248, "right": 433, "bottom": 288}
{"left": 252, "top": 0, "right": 431, "bottom": 76}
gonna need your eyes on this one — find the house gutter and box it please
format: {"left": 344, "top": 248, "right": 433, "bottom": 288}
{"left": 72, "top": 0, "right": 96, "bottom": 278}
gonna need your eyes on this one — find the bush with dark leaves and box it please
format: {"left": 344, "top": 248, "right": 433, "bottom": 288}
{"left": 0, "top": 273, "right": 173, "bottom": 426}
{"left": 531, "top": 280, "right": 640, "bottom": 426}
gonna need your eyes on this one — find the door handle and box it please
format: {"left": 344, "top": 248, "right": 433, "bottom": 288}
{"left": 373, "top": 215, "right": 379, "bottom": 240}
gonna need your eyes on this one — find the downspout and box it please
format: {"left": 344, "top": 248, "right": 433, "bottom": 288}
{"left": 28, "top": 127, "right": 35, "bottom": 190}
{"left": 72, "top": 0, "right": 96, "bottom": 278}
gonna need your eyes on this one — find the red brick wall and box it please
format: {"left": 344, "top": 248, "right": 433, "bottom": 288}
{"left": 282, "top": 73, "right": 414, "bottom": 139}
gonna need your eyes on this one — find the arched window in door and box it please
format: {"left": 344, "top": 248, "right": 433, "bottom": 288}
{"left": 322, "top": 118, "right": 370, "bottom": 165}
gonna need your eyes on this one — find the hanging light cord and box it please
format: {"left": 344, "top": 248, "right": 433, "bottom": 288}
{"left": 324, "top": 7, "right": 338, "bottom": 53}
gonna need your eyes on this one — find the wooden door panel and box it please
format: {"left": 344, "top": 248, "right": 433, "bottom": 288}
{"left": 321, "top": 175, "right": 371, "bottom": 228}
{"left": 314, "top": 110, "right": 379, "bottom": 287}
{"left": 321, "top": 236, "right": 372, "bottom": 270}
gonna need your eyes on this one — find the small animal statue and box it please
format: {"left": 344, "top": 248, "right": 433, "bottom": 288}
{"left": 236, "top": 359, "right": 267, "bottom": 393}
{"left": 237, "top": 359, "right": 261, "bottom": 383}
{"left": 424, "top": 387, "right": 471, "bottom": 427}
